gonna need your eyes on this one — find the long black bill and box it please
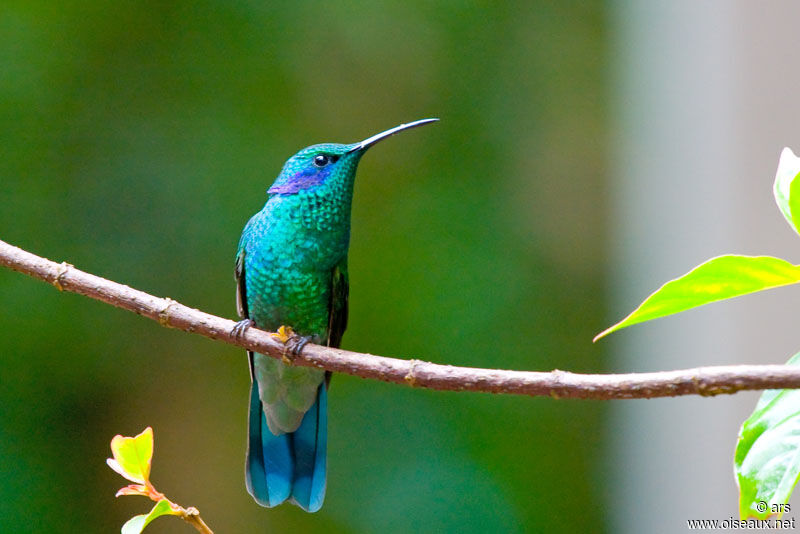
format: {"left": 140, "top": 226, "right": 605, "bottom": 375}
{"left": 348, "top": 118, "right": 439, "bottom": 153}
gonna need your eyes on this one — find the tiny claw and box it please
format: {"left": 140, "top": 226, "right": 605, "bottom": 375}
{"left": 280, "top": 335, "right": 311, "bottom": 364}
{"left": 232, "top": 319, "right": 254, "bottom": 339}
{"left": 269, "top": 326, "right": 311, "bottom": 363}
{"left": 286, "top": 335, "right": 312, "bottom": 357}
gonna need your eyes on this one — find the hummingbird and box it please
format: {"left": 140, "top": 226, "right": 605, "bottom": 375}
{"left": 234, "top": 118, "right": 438, "bottom": 512}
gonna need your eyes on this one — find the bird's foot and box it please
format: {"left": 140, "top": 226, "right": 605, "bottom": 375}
{"left": 270, "top": 325, "right": 312, "bottom": 364}
{"left": 231, "top": 318, "right": 255, "bottom": 339}
{"left": 286, "top": 334, "right": 312, "bottom": 357}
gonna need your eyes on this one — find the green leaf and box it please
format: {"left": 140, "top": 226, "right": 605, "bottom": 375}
{"left": 594, "top": 255, "right": 800, "bottom": 341}
{"left": 773, "top": 147, "right": 800, "bottom": 235}
{"left": 120, "top": 499, "right": 179, "bottom": 534}
{"left": 106, "top": 427, "right": 154, "bottom": 484}
{"left": 735, "top": 352, "right": 800, "bottom": 519}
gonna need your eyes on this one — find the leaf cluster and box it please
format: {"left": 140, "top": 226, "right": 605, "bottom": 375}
{"left": 597, "top": 148, "right": 800, "bottom": 518}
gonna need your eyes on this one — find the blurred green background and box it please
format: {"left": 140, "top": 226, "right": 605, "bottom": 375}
{"left": 0, "top": 2, "right": 607, "bottom": 532}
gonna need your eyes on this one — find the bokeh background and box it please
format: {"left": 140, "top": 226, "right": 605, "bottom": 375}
{"left": 3, "top": 2, "right": 800, "bottom": 533}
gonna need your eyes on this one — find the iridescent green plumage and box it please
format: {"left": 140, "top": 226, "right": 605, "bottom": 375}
{"left": 238, "top": 144, "right": 358, "bottom": 433}
{"left": 236, "top": 119, "right": 437, "bottom": 512}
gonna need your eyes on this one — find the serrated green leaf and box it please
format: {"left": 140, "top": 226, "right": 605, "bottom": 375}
{"left": 735, "top": 352, "right": 800, "bottom": 519}
{"left": 120, "top": 499, "right": 179, "bottom": 534}
{"left": 107, "top": 427, "right": 154, "bottom": 484}
{"left": 594, "top": 255, "right": 800, "bottom": 341}
{"left": 773, "top": 147, "right": 800, "bottom": 235}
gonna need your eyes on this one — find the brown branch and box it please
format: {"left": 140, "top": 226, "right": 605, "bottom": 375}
{"left": 179, "top": 506, "right": 213, "bottom": 534}
{"left": 2, "top": 238, "right": 800, "bottom": 399}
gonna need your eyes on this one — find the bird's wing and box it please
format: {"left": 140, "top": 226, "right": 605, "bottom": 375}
{"left": 235, "top": 247, "right": 258, "bottom": 382}
{"left": 235, "top": 247, "right": 249, "bottom": 319}
{"left": 327, "top": 256, "right": 349, "bottom": 349}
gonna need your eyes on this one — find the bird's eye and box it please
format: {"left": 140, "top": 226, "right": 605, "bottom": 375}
{"left": 313, "top": 154, "right": 330, "bottom": 167}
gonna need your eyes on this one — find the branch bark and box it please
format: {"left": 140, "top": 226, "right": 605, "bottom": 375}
{"left": 180, "top": 506, "right": 213, "bottom": 534}
{"left": 2, "top": 238, "right": 800, "bottom": 399}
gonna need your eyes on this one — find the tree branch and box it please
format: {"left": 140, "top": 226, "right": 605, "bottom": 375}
{"left": 2, "top": 238, "right": 800, "bottom": 399}
{"left": 179, "top": 506, "right": 213, "bottom": 534}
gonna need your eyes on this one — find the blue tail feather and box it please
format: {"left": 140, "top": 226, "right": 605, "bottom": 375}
{"left": 290, "top": 384, "right": 328, "bottom": 512}
{"left": 245, "top": 379, "right": 292, "bottom": 507}
{"left": 246, "top": 381, "right": 327, "bottom": 512}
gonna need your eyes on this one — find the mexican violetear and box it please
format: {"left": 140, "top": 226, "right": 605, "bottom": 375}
{"left": 235, "top": 118, "right": 438, "bottom": 512}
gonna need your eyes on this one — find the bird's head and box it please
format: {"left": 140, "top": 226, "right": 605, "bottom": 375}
{"left": 267, "top": 118, "right": 438, "bottom": 196}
